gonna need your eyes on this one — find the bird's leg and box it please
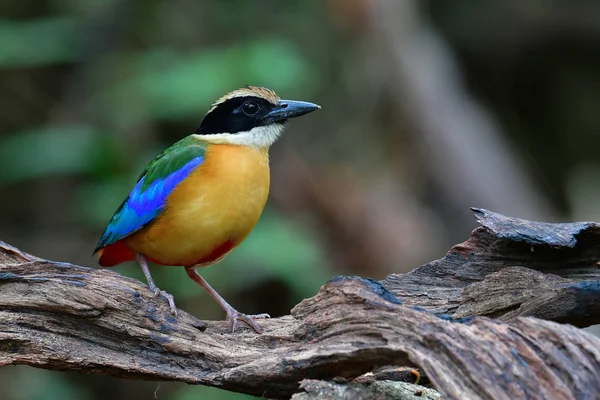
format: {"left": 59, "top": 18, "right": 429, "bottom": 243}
{"left": 135, "top": 253, "right": 177, "bottom": 316}
{"left": 184, "top": 266, "right": 270, "bottom": 334}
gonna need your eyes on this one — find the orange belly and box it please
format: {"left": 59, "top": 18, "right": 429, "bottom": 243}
{"left": 124, "top": 143, "right": 270, "bottom": 267}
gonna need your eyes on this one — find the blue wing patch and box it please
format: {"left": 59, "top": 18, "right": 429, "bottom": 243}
{"left": 95, "top": 156, "right": 204, "bottom": 250}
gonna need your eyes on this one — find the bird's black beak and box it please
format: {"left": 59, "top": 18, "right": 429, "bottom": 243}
{"left": 264, "top": 100, "right": 321, "bottom": 124}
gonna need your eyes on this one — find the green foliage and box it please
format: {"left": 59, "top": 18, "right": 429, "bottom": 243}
{"left": 175, "top": 385, "right": 258, "bottom": 400}
{"left": 224, "top": 210, "right": 332, "bottom": 297}
{"left": 0, "top": 126, "right": 111, "bottom": 186}
{"left": 0, "top": 18, "right": 80, "bottom": 66}
{"left": 7, "top": 369, "right": 92, "bottom": 400}
{"left": 77, "top": 177, "right": 137, "bottom": 227}
{"left": 93, "top": 40, "right": 317, "bottom": 128}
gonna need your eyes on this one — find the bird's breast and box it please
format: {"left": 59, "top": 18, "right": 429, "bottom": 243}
{"left": 126, "top": 143, "right": 270, "bottom": 266}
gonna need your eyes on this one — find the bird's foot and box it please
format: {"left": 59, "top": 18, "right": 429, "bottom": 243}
{"left": 152, "top": 288, "right": 178, "bottom": 316}
{"left": 225, "top": 307, "right": 270, "bottom": 334}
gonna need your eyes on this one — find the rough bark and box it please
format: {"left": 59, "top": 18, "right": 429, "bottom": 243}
{"left": 0, "top": 209, "right": 599, "bottom": 399}
{"left": 382, "top": 208, "right": 600, "bottom": 327}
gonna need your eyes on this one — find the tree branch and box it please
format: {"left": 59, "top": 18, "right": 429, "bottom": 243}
{"left": 0, "top": 209, "right": 599, "bottom": 399}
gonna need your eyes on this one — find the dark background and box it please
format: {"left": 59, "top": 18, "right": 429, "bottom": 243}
{"left": 1, "top": 1, "right": 600, "bottom": 399}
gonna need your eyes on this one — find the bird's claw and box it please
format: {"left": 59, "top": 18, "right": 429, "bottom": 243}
{"left": 152, "top": 288, "right": 178, "bottom": 316}
{"left": 226, "top": 310, "right": 270, "bottom": 334}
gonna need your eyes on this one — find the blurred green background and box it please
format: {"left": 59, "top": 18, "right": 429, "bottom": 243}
{"left": 2, "top": 0, "right": 600, "bottom": 399}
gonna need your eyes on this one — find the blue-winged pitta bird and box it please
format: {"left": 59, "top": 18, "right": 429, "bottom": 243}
{"left": 94, "top": 86, "right": 320, "bottom": 333}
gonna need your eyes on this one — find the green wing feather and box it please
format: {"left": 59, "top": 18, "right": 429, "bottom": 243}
{"left": 139, "top": 135, "right": 207, "bottom": 191}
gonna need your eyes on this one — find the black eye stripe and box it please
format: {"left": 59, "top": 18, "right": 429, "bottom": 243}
{"left": 196, "top": 96, "right": 274, "bottom": 135}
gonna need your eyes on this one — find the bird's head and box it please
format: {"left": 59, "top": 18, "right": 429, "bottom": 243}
{"left": 194, "top": 86, "right": 320, "bottom": 148}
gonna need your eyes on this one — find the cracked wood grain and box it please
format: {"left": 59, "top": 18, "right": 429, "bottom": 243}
{"left": 382, "top": 208, "right": 600, "bottom": 327}
{"left": 0, "top": 209, "right": 599, "bottom": 399}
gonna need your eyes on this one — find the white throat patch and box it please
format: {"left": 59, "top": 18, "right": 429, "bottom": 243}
{"left": 193, "top": 124, "right": 286, "bottom": 149}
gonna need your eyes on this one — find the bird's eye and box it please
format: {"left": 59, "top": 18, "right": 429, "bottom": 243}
{"left": 242, "top": 101, "right": 259, "bottom": 115}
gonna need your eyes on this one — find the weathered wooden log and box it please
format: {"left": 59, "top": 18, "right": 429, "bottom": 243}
{"left": 0, "top": 209, "right": 599, "bottom": 399}
{"left": 383, "top": 208, "right": 600, "bottom": 327}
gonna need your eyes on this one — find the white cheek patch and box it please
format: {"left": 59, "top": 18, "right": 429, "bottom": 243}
{"left": 193, "top": 124, "right": 287, "bottom": 149}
